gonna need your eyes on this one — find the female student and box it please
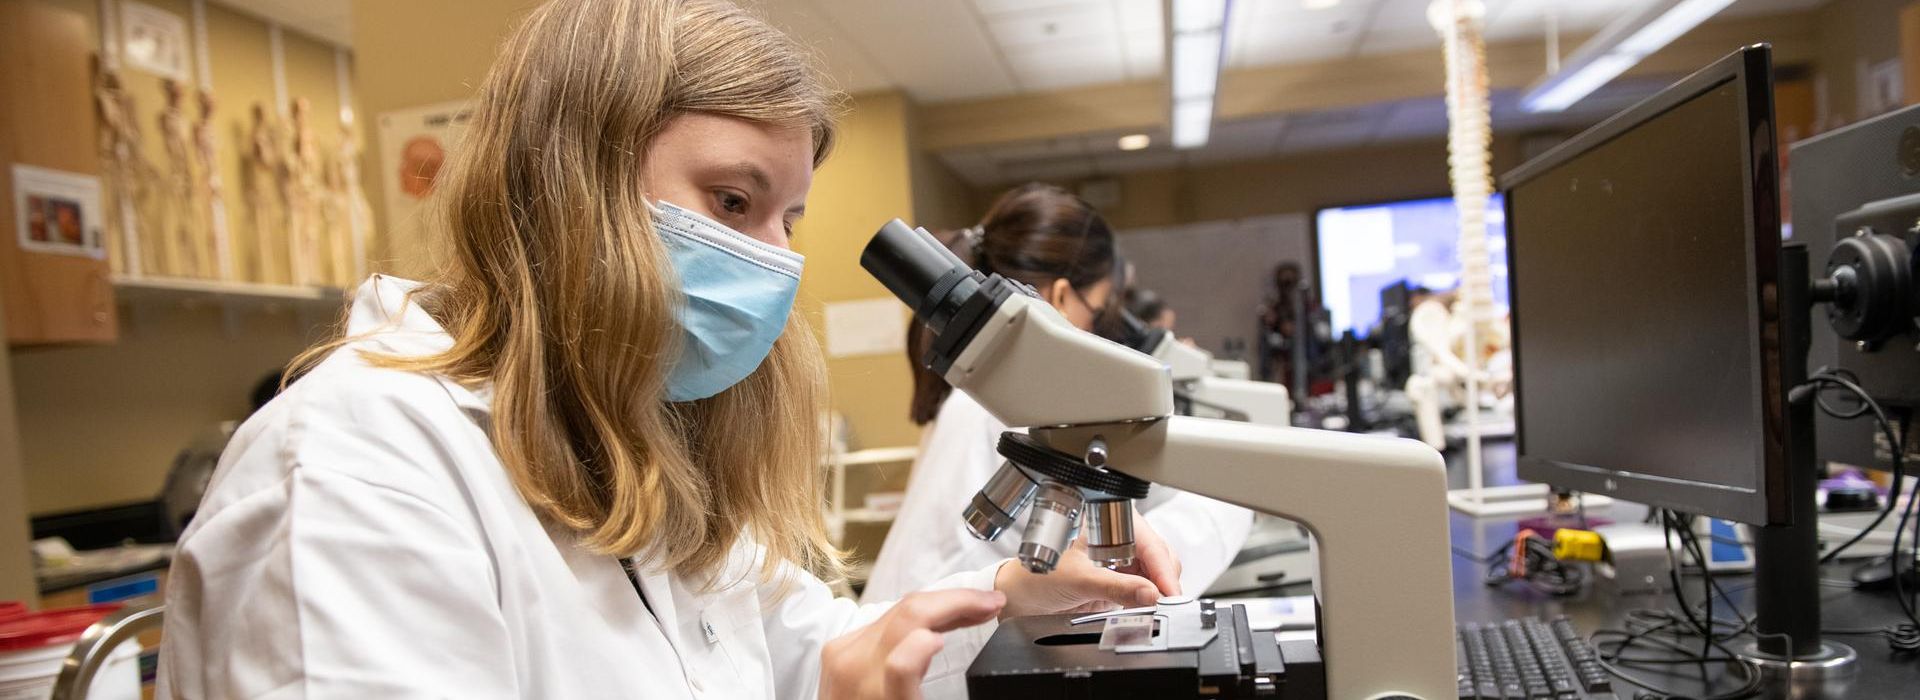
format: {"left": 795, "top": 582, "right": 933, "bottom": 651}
{"left": 158, "top": 2, "right": 1177, "bottom": 697}
{"left": 862, "top": 184, "right": 1252, "bottom": 604}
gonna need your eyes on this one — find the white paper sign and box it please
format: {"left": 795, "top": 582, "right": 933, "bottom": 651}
{"left": 825, "top": 298, "right": 908, "bottom": 358}
{"left": 122, "top": 1, "right": 189, "bottom": 82}
{"left": 12, "top": 164, "right": 106, "bottom": 259}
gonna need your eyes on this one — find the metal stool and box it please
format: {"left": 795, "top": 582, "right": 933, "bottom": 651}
{"left": 49, "top": 603, "right": 164, "bottom": 700}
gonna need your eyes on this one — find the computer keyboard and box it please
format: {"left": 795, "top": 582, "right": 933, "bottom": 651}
{"left": 1457, "top": 615, "right": 1617, "bottom": 699}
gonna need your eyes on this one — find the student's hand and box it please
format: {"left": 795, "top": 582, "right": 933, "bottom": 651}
{"left": 993, "top": 512, "right": 1182, "bottom": 618}
{"left": 819, "top": 589, "right": 1005, "bottom": 700}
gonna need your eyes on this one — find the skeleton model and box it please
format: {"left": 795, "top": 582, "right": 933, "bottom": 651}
{"left": 194, "top": 88, "right": 233, "bottom": 280}
{"left": 326, "top": 118, "right": 373, "bottom": 286}
{"left": 284, "top": 98, "right": 323, "bottom": 286}
{"left": 96, "top": 68, "right": 154, "bottom": 276}
{"left": 243, "top": 102, "right": 282, "bottom": 282}
{"left": 157, "top": 79, "right": 198, "bottom": 277}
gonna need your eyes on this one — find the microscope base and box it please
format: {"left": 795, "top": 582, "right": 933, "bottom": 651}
{"left": 967, "top": 606, "right": 1325, "bottom": 700}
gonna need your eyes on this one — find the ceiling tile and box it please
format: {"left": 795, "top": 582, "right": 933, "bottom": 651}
{"left": 1227, "top": 1, "right": 1371, "bottom": 68}
{"left": 971, "top": 0, "right": 1108, "bottom": 17}
{"left": 1117, "top": 0, "right": 1165, "bottom": 79}
{"left": 742, "top": 0, "right": 896, "bottom": 94}
{"left": 1357, "top": 0, "right": 1443, "bottom": 56}
{"left": 1122, "top": 31, "right": 1165, "bottom": 79}
{"left": 807, "top": 0, "right": 1018, "bottom": 102}
{"left": 1483, "top": 0, "right": 1662, "bottom": 42}
{"left": 986, "top": 3, "right": 1117, "bottom": 48}
{"left": 1115, "top": 0, "right": 1164, "bottom": 35}
{"left": 1004, "top": 40, "right": 1129, "bottom": 90}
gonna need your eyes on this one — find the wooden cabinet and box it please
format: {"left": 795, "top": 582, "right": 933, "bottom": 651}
{"left": 0, "top": 0, "right": 117, "bottom": 345}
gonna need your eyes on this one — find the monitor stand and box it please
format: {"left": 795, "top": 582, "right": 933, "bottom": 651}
{"left": 1738, "top": 243, "right": 1858, "bottom": 694}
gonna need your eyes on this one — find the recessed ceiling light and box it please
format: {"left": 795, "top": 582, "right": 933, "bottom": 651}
{"left": 1118, "top": 134, "right": 1152, "bottom": 151}
{"left": 1302, "top": 0, "right": 1341, "bottom": 9}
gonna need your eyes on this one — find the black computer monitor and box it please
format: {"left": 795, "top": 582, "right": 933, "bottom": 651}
{"left": 1377, "top": 280, "right": 1413, "bottom": 389}
{"left": 1502, "top": 45, "right": 1785, "bottom": 526}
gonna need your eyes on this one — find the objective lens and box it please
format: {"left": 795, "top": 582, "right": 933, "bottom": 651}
{"left": 962, "top": 461, "right": 1039, "bottom": 542}
{"left": 1018, "top": 481, "right": 1084, "bottom": 573}
{"left": 1084, "top": 499, "right": 1136, "bottom": 568}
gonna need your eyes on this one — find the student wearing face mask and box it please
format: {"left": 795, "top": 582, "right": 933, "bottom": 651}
{"left": 156, "top": 3, "right": 1178, "bottom": 698}
{"left": 861, "top": 184, "right": 1253, "bottom": 605}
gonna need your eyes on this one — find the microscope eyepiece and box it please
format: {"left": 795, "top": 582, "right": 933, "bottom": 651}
{"left": 861, "top": 220, "right": 1031, "bottom": 377}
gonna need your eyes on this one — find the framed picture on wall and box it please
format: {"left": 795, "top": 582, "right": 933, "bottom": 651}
{"left": 121, "top": 1, "right": 189, "bottom": 82}
{"left": 12, "top": 164, "right": 105, "bottom": 259}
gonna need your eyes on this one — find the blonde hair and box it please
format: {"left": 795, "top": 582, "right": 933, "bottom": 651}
{"left": 297, "top": 0, "right": 844, "bottom": 587}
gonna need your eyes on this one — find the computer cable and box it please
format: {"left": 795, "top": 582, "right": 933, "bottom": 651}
{"left": 1797, "top": 370, "right": 1905, "bottom": 564}
{"left": 1581, "top": 511, "right": 1766, "bottom": 700}
{"left": 1471, "top": 529, "right": 1586, "bottom": 596}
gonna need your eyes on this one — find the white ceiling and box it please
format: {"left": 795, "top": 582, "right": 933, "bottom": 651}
{"left": 212, "top": 0, "right": 353, "bottom": 46}
{"left": 744, "top": 0, "right": 1827, "bottom": 103}
{"left": 219, "top": 0, "right": 1829, "bottom": 101}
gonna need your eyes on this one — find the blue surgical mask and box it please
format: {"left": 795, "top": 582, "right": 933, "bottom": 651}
{"left": 651, "top": 200, "right": 803, "bottom": 402}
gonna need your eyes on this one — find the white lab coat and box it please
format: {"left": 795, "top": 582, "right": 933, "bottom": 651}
{"left": 862, "top": 390, "right": 1253, "bottom": 604}
{"left": 159, "top": 275, "right": 998, "bottom": 699}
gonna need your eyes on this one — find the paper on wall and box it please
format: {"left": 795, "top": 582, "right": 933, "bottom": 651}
{"left": 825, "top": 298, "right": 908, "bottom": 358}
{"left": 121, "top": 1, "right": 189, "bottom": 82}
{"left": 376, "top": 100, "right": 473, "bottom": 258}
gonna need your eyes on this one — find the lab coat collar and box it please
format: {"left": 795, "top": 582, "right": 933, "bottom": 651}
{"left": 344, "top": 275, "right": 494, "bottom": 415}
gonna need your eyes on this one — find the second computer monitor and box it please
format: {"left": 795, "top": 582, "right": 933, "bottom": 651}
{"left": 1503, "top": 45, "right": 1786, "bottom": 526}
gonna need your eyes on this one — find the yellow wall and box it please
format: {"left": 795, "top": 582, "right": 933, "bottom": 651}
{"left": 350, "top": 0, "right": 538, "bottom": 278}
{"left": 792, "top": 92, "right": 922, "bottom": 450}
{"left": 15, "top": 302, "right": 331, "bottom": 515}
{"left": 908, "top": 107, "right": 985, "bottom": 232}
{"left": 7, "top": 0, "right": 355, "bottom": 515}
{"left": 1815, "top": 0, "right": 1917, "bottom": 126}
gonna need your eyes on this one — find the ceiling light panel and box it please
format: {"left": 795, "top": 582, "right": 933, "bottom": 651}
{"left": 1173, "top": 0, "right": 1230, "bottom": 32}
{"left": 1172, "top": 31, "right": 1225, "bottom": 99}
{"left": 1172, "top": 97, "right": 1214, "bottom": 148}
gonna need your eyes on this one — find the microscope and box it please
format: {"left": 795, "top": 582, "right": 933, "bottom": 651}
{"left": 1115, "top": 312, "right": 1293, "bottom": 427}
{"left": 861, "top": 221, "right": 1457, "bottom": 699}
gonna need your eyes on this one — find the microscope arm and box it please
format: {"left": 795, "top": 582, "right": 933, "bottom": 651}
{"left": 1030, "top": 418, "right": 1457, "bottom": 700}
{"left": 1184, "top": 375, "right": 1292, "bottom": 426}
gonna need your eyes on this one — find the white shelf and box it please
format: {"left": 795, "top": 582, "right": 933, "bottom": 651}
{"left": 113, "top": 276, "right": 347, "bottom": 305}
